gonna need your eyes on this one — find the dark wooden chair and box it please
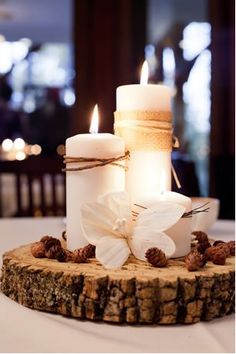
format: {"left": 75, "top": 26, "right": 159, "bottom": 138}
{"left": 172, "top": 152, "right": 200, "bottom": 196}
{"left": 0, "top": 156, "right": 66, "bottom": 217}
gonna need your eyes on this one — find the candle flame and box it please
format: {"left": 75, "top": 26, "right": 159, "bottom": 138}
{"left": 140, "top": 60, "right": 149, "bottom": 85}
{"left": 89, "top": 104, "right": 99, "bottom": 134}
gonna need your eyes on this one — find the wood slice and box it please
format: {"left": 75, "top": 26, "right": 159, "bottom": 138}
{"left": 1, "top": 243, "right": 235, "bottom": 324}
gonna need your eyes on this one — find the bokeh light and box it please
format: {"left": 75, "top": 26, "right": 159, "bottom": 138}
{"left": 56, "top": 144, "right": 65, "bottom": 156}
{"left": 14, "top": 138, "right": 25, "bottom": 150}
{"left": 31, "top": 144, "right": 42, "bottom": 155}
{"left": 2, "top": 139, "right": 13, "bottom": 152}
{"left": 16, "top": 151, "right": 26, "bottom": 161}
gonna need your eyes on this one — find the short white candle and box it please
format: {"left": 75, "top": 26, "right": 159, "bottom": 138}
{"left": 135, "top": 191, "right": 192, "bottom": 258}
{"left": 115, "top": 61, "right": 172, "bottom": 202}
{"left": 66, "top": 105, "right": 125, "bottom": 250}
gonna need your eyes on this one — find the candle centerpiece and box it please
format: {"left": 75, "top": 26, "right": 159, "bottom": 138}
{"left": 1, "top": 63, "right": 235, "bottom": 327}
{"left": 114, "top": 61, "right": 173, "bottom": 202}
{"left": 65, "top": 105, "right": 126, "bottom": 250}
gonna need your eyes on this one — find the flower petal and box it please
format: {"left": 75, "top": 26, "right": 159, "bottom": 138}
{"left": 98, "top": 192, "right": 131, "bottom": 221}
{"left": 136, "top": 202, "right": 185, "bottom": 231}
{"left": 129, "top": 226, "right": 176, "bottom": 260}
{"left": 96, "top": 236, "right": 130, "bottom": 269}
{"left": 81, "top": 192, "right": 132, "bottom": 245}
{"left": 81, "top": 201, "right": 118, "bottom": 244}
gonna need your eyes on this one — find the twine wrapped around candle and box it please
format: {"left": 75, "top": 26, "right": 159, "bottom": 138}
{"left": 114, "top": 110, "right": 173, "bottom": 152}
{"left": 63, "top": 150, "right": 130, "bottom": 172}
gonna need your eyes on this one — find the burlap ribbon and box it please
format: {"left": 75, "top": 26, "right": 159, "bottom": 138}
{"left": 114, "top": 110, "right": 173, "bottom": 151}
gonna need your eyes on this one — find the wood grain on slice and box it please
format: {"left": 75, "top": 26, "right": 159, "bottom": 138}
{"left": 1, "top": 243, "right": 235, "bottom": 324}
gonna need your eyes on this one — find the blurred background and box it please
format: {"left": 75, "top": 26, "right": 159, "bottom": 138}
{"left": 0, "top": 0, "right": 234, "bottom": 219}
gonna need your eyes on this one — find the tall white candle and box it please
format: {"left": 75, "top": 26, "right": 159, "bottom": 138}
{"left": 66, "top": 106, "right": 125, "bottom": 250}
{"left": 115, "top": 61, "right": 172, "bottom": 202}
{"left": 136, "top": 191, "right": 192, "bottom": 257}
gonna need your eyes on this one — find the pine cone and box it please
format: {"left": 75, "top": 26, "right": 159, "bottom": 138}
{"left": 200, "top": 253, "right": 208, "bottom": 267}
{"left": 204, "top": 246, "right": 215, "bottom": 261}
{"left": 56, "top": 249, "right": 73, "bottom": 262}
{"left": 40, "top": 235, "right": 52, "bottom": 243}
{"left": 82, "top": 244, "right": 96, "bottom": 258}
{"left": 42, "top": 236, "right": 61, "bottom": 251}
{"left": 185, "top": 250, "right": 206, "bottom": 271}
{"left": 213, "top": 240, "right": 225, "bottom": 247}
{"left": 212, "top": 249, "right": 226, "bottom": 265}
{"left": 204, "top": 244, "right": 229, "bottom": 261}
{"left": 145, "top": 247, "right": 168, "bottom": 267}
{"left": 192, "top": 231, "right": 209, "bottom": 243}
{"left": 227, "top": 241, "right": 235, "bottom": 256}
{"left": 197, "top": 240, "right": 211, "bottom": 254}
{"left": 192, "top": 231, "right": 211, "bottom": 254}
{"left": 72, "top": 248, "right": 88, "bottom": 263}
{"left": 216, "top": 243, "right": 230, "bottom": 257}
{"left": 31, "top": 242, "right": 46, "bottom": 258}
{"left": 45, "top": 244, "right": 62, "bottom": 259}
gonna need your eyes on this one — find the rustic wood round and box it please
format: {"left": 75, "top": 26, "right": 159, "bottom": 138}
{"left": 1, "top": 243, "right": 235, "bottom": 324}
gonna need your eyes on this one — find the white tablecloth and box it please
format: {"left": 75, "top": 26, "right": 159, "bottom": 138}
{"left": 0, "top": 218, "right": 235, "bottom": 353}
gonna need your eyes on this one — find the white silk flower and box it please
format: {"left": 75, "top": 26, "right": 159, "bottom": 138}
{"left": 80, "top": 192, "right": 186, "bottom": 269}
